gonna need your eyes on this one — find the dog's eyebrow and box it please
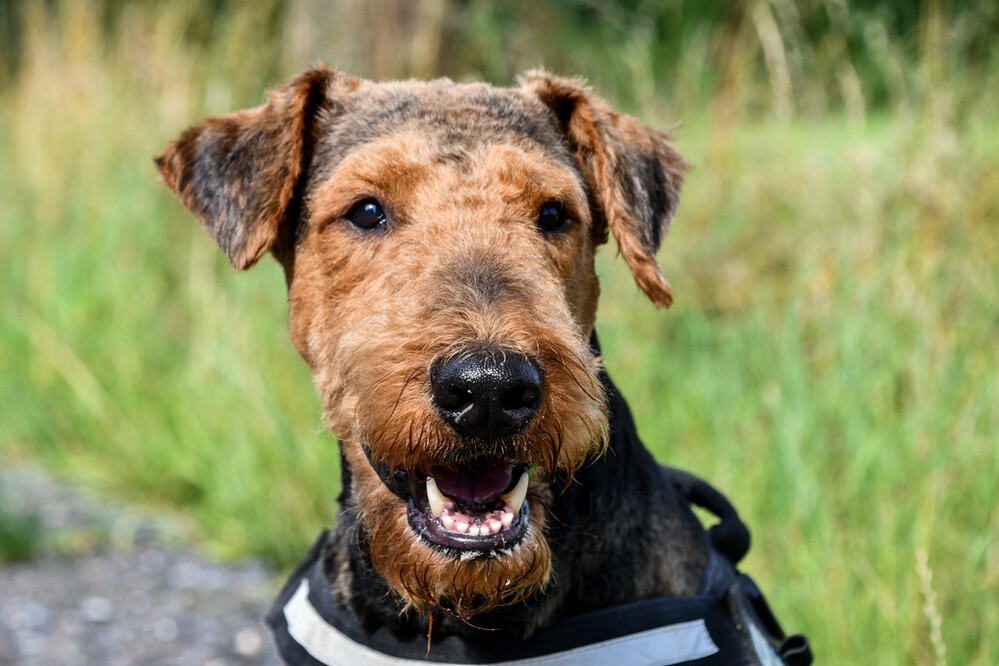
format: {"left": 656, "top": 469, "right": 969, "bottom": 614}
{"left": 304, "top": 140, "right": 590, "bottom": 244}
{"left": 315, "top": 85, "right": 580, "bottom": 170}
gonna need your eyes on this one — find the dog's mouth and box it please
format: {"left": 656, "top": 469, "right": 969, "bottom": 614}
{"left": 407, "top": 462, "right": 531, "bottom": 553}
{"left": 361, "top": 442, "right": 531, "bottom": 553}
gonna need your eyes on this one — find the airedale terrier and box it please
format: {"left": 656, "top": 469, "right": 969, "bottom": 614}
{"left": 157, "top": 67, "right": 810, "bottom": 665}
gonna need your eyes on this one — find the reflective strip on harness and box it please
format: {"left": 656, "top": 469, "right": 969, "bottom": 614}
{"left": 747, "top": 620, "right": 786, "bottom": 666}
{"left": 284, "top": 579, "right": 720, "bottom": 666}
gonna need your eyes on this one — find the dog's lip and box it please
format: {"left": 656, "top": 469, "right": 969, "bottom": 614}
{"left": 411, "top": 464, "right": 531, "bottom": 553}
{"left": 407, "top": 482, "right": 530, "bottom": 553}
{"left": 358, "top": 439, "right": 532, "bottom": 553}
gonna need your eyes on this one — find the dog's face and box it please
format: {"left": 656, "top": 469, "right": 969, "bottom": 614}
{"left": 157, "top": 67, "right": 685, "bottom": 618}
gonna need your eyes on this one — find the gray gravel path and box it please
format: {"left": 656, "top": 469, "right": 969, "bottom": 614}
{"left": 0, "top": 464, "right": 282, "bottom": 666}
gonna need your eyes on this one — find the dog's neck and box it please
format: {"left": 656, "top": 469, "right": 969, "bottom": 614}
{"left": 322, "top": 369, "right": 709, "bottom": 640}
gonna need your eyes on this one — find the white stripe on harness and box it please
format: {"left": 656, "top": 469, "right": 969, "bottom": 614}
{"left": 747, "top": 617, "right": 786, "bottom": 666}
{"left": 283, "top": 579, "right": 720, "bottom": 666}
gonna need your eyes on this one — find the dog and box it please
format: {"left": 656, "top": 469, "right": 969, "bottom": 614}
{"left": 156, "top": 66, "right": 810, "bottom": 665}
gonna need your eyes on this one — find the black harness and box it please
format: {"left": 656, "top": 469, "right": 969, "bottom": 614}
{"left": 266, "top": 467, "right": 812, "bottom": 666}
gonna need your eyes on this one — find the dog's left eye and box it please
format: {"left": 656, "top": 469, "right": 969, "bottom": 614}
{"left": 536, "top": 201, "right": 568, "bottom": 233}
{"left": 346, "top": 200, "right": 388, "bottom": 232}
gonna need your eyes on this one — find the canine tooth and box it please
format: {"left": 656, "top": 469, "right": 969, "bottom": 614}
{"left": 468, "top": 525, "right": 480, "bottom": 536}
{"left": 501, "top": 472, "right": 529, "bottom": 514}
{"left": 490, "top": 519, "right": 502, "bottom": 532}
{"left": 426, "top": 478, "right": 447, "bottom": 517}
{"left": 455, "top": 521, "right": 469, "bottom": 533}
{"left": 501, "top": 512, "right": 514, "bottom": 527}
{"left": 441, "top": 514, "right": 454, "bottom": 530}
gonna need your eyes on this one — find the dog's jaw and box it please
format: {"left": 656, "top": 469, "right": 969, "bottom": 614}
{"left": 341, "top": 436, "right": 557, "bottom": 621}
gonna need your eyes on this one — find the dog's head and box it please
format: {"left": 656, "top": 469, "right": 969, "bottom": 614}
{"left": 156, "top": 66, "right": 685, "bottom": 618}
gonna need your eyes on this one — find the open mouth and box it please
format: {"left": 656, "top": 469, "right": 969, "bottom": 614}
{"left": 407, "top": 462, "right": 531, "bottom": 553}
{"left": 360, "top": 440, "right": 532, "bottom": 553}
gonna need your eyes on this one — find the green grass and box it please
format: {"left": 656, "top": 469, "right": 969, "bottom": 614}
{"left": 0, "top": 505, "right": 42, "bottom": 563}
{"left": 2, "top": 2, "right": 998, "bottom": 664}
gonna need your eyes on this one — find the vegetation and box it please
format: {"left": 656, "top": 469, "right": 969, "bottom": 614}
{"left": 0, "top": 505, "right": 41, "bottom": 564}
{"left": 1, "top": 1, "right": 996, "bottom": 663}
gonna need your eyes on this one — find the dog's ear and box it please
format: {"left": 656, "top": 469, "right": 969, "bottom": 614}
{"left": 155, "top": 66, "right": 358, "bottom": 270}
{"left": 522, "top": 72, "right": 688, "bottom": 308}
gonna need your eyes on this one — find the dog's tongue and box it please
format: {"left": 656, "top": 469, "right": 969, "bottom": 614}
{"left": 430, "top": 463, "right": 514, "bottom": 505}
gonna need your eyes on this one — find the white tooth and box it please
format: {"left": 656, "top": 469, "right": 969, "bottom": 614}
{"left": 441, "top": 514, "right": 454, "bottom": 530}
{"left": 500, "top": 472, "right": 529, "bottom": 514}
{"left": 426, "top": 478, "right": 447, "bottom": 517}
{"left": 501, "top": 512, "right": 514, "bottom": 527}
{"left": 490, "top": 519, "right": 502, "bottom": 532}
{"left": 468, "top": 525, "right": 480, "bottom": 536}
{"left": 455, "top": 521, "right": 469, "bottom": 533}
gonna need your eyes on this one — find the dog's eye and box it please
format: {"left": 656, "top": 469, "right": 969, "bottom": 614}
{"left": 536, "top": 201, "right": 568, "bottom": 233}
{"left": 346, "top": 200, "right": 388, "bottom": 232}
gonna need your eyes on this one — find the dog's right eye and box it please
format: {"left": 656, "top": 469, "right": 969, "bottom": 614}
{"left": 346, "top": 200, "right": 388, "bottom": 232}
{"left": 536, "top": 201, "right": 568, "bottom": 234}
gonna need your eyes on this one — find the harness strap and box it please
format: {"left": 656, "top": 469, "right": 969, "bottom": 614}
{"left": 267, "top": 530, "right": 811, "bottom": 665}
{"left": 662, "top": 465, "right": 750, "bottom": 566}
{"left": 677, "top": 468, "right": 812, "bottom": 666}
{"left": 280, "top": 578, "right": 723, "bottom": 665}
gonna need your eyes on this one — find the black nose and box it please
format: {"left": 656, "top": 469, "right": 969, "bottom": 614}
{"left": 431, "top": 348, "right": 544, "bottom": 440}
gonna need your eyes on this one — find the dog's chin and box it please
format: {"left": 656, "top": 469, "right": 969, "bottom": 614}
{"left": 381, "top": 502, "right": 551, "bottom": 617}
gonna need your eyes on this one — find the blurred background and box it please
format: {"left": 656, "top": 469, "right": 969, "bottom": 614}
{"left": 0, "top": 0, "right": 996, "bottom": 663}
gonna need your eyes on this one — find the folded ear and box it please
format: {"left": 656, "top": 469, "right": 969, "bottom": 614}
{"left": 155, "top": 66, "right": 357, "bottom": 270}
{"left": 522, "top": 72, "right": 688, "bottom": 307}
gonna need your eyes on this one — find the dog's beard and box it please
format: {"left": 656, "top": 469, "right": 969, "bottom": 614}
{"left": 349, "top": 450, "right": 555, "bottom": 618}
{"left": 328, "top": 348, "right": 606, "bottom": 619}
